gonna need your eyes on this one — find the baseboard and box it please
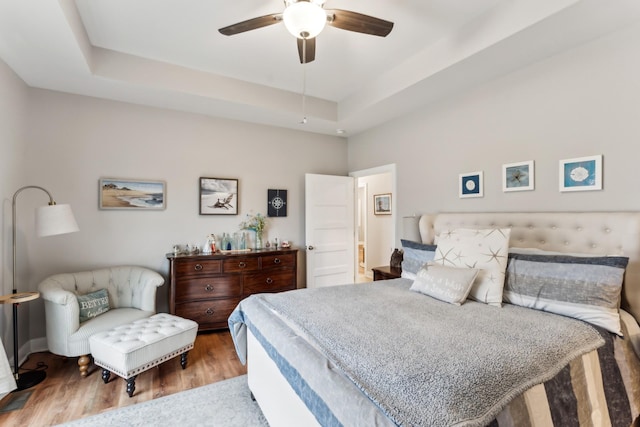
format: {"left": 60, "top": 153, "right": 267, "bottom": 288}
{"left": 30, "top": 337, "right": 48, "bottom": 354}
{"left": 9, "top": 337, "right": 49, "bottom": 369}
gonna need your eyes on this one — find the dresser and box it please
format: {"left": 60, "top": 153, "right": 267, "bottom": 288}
{"left": 167, "top": 249, "right": 297, "bottom": 331}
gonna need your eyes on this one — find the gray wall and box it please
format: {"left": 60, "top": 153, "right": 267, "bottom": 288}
{"left": 2, "top": 82, "right": 347, "bottom": 359}
{"left": 348, "top": 22, "right": 640, "bottom": 234}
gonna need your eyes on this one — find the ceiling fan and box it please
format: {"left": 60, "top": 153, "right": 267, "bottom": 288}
{"left": 218, "top": 0, "right": 394, "bottom": 64}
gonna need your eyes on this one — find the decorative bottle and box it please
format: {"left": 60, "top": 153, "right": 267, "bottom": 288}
{"left": 210, "top": 234, "right": 216, "bottom": 253}
{"left": 255, "top": 231, "right": 263, "bottom": 250}
{"left": 202, "top": 236, "right": 212, "bottom": 255}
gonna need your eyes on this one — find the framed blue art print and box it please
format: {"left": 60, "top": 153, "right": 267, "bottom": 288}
{"left": 503, "top": 160, "right": 534, "bottom": 192}
{"left": 459, "top": 171, "right": 483, "bottom": 198}
{"left": 559, "top": 155, "right": 602, "bottom": 192}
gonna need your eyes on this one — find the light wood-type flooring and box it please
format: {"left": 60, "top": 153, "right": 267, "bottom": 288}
{"left": 0, "top": 330, "right": 246, "bottom": 427}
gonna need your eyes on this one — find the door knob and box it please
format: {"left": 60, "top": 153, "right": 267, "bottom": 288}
{"left": 307, "top": 245, "right": 314, "bottom": 250}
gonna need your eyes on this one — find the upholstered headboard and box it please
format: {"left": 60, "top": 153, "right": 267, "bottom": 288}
{"left": 417, "top": 212, "right": 640, "bottom": 326}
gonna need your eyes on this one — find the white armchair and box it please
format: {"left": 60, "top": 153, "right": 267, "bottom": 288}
{"left": 38, "top": 266, "right": 164, "bottom": 376}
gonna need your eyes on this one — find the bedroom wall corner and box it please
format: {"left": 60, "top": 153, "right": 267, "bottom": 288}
{"left": 0, "top": 57, "right": 29, "bottom": 378}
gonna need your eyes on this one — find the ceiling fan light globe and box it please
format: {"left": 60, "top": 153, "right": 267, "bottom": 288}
{"left": 283, "top": 1, "right": 327, "bottom": 39}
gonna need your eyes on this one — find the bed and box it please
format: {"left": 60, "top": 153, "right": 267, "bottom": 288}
{"left": 229, "top": 212, "right": 640, "bottom": 426}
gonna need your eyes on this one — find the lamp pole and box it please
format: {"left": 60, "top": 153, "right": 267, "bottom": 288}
{"left": 7, "top": 185, "right": 78, "bottom": 390}
{"left": 10, "top": 186, "right": 56, "bottom": 390}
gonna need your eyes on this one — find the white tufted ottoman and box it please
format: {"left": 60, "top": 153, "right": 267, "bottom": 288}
{"left": 89, "top": 313, "right": 198, "bottom": 397}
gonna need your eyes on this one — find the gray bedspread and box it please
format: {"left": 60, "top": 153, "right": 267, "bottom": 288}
{"left": 231, "top": 279, "right": 605, "bottom": 427}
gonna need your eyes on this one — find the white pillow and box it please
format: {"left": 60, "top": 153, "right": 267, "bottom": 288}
{"left": 410, "top": 262, "right": 479, "bottom": 305}
{"left": 434, "top": 228, "right": 511, "bottom": 307}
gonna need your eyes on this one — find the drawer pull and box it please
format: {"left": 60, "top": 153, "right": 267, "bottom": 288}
{"left": 266, "top": 278, "right": 273, "bottom": 285}
{"left": 205, "top": 284, "right": 214, "bottom": 292}
{"left": 274, "top": 258, "right": 281, "bottom": 264}
{"left": 194, "top": 264, "right": 203, "bottom": 271}
{"left": 238, "top": 262, "right": 246, "bottom": 268}
{"left": 205, "top": 308, "right": 214, "bottom": 316}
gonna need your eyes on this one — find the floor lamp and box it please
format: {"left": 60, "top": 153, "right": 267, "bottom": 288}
{"left": 6, "top": 186, "right": 79, "bottom": 391}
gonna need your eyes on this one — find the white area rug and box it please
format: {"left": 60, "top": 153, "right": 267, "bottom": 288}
{"left": 57, "top": 375, "right": 268, "bottom": 427}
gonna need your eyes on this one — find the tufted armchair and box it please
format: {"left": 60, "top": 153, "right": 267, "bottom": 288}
{"left": 38, "top": 266, "right": 164, "bottom": 376}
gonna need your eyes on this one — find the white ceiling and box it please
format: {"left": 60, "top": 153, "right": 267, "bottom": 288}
{"left": 1, "top": 0, "right": 639, "bottom": 137}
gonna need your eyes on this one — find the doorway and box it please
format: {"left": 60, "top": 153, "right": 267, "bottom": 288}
{"left": 350, "top": 165, "right": 396, "bottom": 283}
{"left": 356, "top": 183, "right": 368, "bottom": 283}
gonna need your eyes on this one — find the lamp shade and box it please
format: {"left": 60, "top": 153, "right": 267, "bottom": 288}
{"left": 402, "top": 215, "right": 421, "bottom": 243}
{"left": 283, "top": 1, "right": 327, "bottom": 39}
{"left": 35, "top": 204, "right": 79, "bottom": 237}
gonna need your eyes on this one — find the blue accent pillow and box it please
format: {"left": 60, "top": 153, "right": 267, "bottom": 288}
{"left": 505, "top": 253, "right": 629, "bottom": 334}
{"left": 78, "top": 288, "right": 110, "bottom": 323}
{"left": 401, "top": 239, "right": 437, "bottom": 280}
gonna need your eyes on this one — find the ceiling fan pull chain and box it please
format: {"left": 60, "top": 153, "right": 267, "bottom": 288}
{"left": 301, "top": 38, "right": 308, "bottom": 124}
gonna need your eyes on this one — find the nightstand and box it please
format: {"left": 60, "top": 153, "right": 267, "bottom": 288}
{"left": 372, "top": 266, "right": 402, "bottom": 281}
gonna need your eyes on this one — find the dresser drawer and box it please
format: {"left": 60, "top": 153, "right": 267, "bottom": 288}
{"left": 175, "top": 298, "right": 241, "bottom": 330}
{"left": 174, "top": 259, "right": 222, "bottom": 276}
{"left": 244, "top": 270, "right": 296, "bottom": 295}
{"left": 261, "top": 253, "right": 295, "bottom": 269}
{"left": 223, "top": 257, "right": 260, "bottom": 272}
{"left": 175, "top": 275, "right": 241, "bottom": 303}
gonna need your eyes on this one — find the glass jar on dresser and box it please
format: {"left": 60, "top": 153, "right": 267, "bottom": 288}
{"left": 166, "top": 248, "right": 298, "bottom": 331}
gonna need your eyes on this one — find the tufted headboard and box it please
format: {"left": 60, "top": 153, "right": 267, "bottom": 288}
{"left": 417, "top": 212, "right": 640, "bottom": 326}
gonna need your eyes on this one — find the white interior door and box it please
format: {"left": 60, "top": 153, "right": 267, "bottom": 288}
{"left": 305, "top": 174, "right": 355, "bottom": 288}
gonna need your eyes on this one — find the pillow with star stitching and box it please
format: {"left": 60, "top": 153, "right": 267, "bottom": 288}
{"left": 433, "top": 228, "right": 511, "bottom": 307}
{"left": 410, "top": 262, "right": 479, "bottom": 305}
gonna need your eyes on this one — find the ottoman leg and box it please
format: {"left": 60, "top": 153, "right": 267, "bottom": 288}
{"left": 126, "top": 376, "right": 137, "bottom": 397}
{"left": 180, "top": 351, "right": 189, "bottom": 369}
{"left": 101, "top": 369, "right": 111, "bottom": 384}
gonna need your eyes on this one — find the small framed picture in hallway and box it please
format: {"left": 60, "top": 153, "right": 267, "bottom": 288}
{"left": 374, "top": 193, "right": 392, "bottom": 215}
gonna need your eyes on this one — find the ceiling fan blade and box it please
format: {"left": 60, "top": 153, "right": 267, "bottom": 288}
{"left": 326, "top": 9, "right": 393, "bottom": 37}
{"left": 218, "top": 14, "right": 282, "bottom": 36}
{"left": 297, "top": 37, "right": 316, "bottom": 64}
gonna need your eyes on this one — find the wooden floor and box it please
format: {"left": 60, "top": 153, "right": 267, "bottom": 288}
{"left": 0, "top": 330, "right": 246, "bottom": 427}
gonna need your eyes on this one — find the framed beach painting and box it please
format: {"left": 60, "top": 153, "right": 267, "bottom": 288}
{"left": 374, "top": 193, "right": 392, "bottom": 215}
{"left": 99, "top": 178, "right": 166, "bottom": 210}
{"left": 559, "top": 155, "right": 602, "bottom": 192}
{"left": 199, "top": 177, "right": 238, "bottom": 215}
{"left": 459, "top": 171, "right": 483, "bottom": 198}
{"left": 503, "top": 160, "right": 534, "bottom": 192}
